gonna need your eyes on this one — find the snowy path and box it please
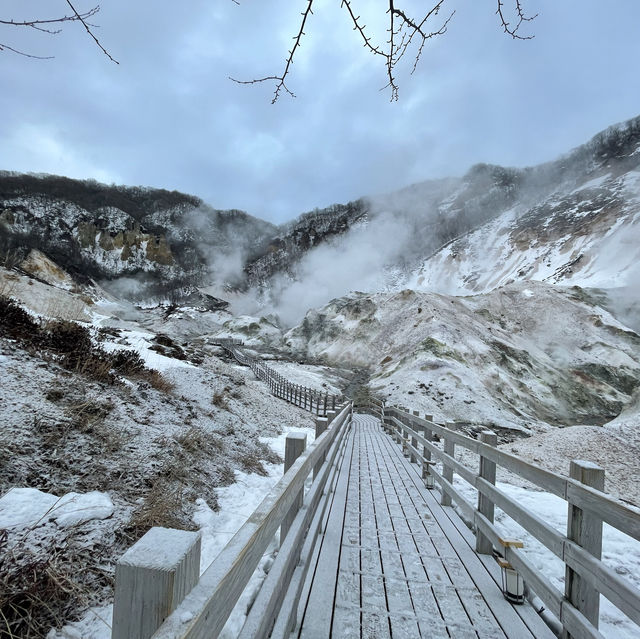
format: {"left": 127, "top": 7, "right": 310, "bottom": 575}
{"left": 296, "top": 414, "right": 553, "bottom": 638}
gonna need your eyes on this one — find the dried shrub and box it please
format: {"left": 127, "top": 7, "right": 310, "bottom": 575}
{"left": 111, "top": 349, "right": 146, "bottom": 375}
{"left": 126, "top": 481, "right": 192, "bottom": 536}
{"left": 212, "top": 391, "right": 229, "bottom": 410}
{"left": 146, "top": 370, "right": 174, "bottom": 393}
{"left": 0, "top": 530, "right": 108, "bottom": 639}
{"left": 42, "top": 319, "right": 93, "bottom": 362}
{"left": 0, "top": 297, "right": 174, "bottom": 393}
{"left": 0, "top": 295, "right": 39, "bottom": 341}
{"left": 174, "top": 426, "right": 224, "bottom": 456}
{"left": 66, "top": 400, "right": 113, "bottom": 432}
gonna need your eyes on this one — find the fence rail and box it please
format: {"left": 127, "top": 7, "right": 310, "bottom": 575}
{"left": 112, "top": 402, "right": 352, "bottom": 639}
{"left": 214, "top": 338, "right": 340, "bottom": 416}
{"left": 384, "top": 406, "right": 640, "bottom": 639}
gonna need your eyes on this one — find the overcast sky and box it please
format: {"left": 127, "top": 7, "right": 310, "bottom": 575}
{"left": 2, "top": 1, "right": 640, "bottom": 223}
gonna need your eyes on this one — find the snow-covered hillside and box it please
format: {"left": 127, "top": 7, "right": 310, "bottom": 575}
{"left": 2, "top": 113, "right": 640, "bottom": 639}
{"left": 407, "top": 169, "right": 640, "bottom": 296}
{"left": 286, "top": 281, "right": 640, "bottom": 435}
{"left": 0, "top": 264, "right": 345, "bottom": 637}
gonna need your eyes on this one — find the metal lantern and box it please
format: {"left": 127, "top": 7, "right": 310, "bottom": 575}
{"left": 424, "top": 465, "right": 435, "bottom": 489}
{"left": 498, "top": 557, "right": 525, "bottom": 604}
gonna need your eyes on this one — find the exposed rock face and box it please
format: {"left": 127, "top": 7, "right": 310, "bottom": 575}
{"left": 407, "top": 116, "right": 640, "bottom": 296}
{"left": 0, "top": 174, "right": 275, "bottom": 296}
{"left": 243, "top": 200, "right": 370, "bottom": 286}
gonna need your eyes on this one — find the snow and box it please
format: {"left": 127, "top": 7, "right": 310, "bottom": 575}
{"left": 264, "top": 360, "right": 343, "bottom": 395}
{"left": 0, "top": 487, "right": 114, "bottom": 529}
{"left": 99, "top": 328, "right": 196, "bottom": 371}
{"left": 194, "top": 424, "right": 315, "bottom": 638}
{"left": 119, "top": 527, "right": 201, "bottom": 570}
{"left": 46, "top": 605, "right": 113, "bottom": 639}
{"left": 43, "top": 419, "right": 317, "bottom": 639}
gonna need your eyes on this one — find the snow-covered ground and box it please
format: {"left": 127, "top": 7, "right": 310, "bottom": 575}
{"left": 264, "top": 360, "right": 343, "bottom": 395}
{"left": 286, "top": 281, "right": 640, "bottom": 438}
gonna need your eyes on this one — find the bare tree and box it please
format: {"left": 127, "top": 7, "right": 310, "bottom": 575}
{"left": 0, "top": 2, "right": 117, "bottom": 63}
{"left": 231, "top": 0, "right": 537, "bottom": 103}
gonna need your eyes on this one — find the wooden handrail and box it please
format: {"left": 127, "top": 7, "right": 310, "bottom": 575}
{"left": 143, "top": 402, "right": 352, "bottom": 639}
{"left": 385, "top": 406, "right": 640, "bottom": 638}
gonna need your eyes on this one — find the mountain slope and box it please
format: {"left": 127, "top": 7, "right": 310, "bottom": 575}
{"left": 285, "top": 281, "right": 640, "bottom": 432}
{"left": 406, "top": 117, "right": 640, "bottom": 297}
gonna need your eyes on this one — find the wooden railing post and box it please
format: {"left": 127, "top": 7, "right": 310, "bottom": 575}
{"left": 313, "top": 417, "right": 329, "bottom": 480}
{"left": 441, "top": 421, "right": 456, "bottom": 507}
{"left": 281, "top": 433, "right": 307, "bottom": 544}
{"left": 422, "top": 414, "right": 433, "bottom": 485}
{"left": 410, "top": 410, "right": 419, "bottom": 463}
{"left": 562, "top": 460, "right": 605, "bottom": 638}
{"left": 476, "top": 430, "right": 497, "bottom": 554}
{"left": 112, "top": 527, "right": 201, "bottom": 639}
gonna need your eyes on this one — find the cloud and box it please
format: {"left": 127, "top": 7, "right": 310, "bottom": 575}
{"left": 1, "top": 1, "right": 640, "bottom": 223}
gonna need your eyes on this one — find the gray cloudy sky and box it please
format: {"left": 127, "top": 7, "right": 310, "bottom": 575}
{"left": 2, "top": 0, "right": 640, "bottom": 223}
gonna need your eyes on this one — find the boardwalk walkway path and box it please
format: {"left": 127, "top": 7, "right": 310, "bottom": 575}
{"left": 297, "top": 414, "right": 554, "bottom": 639}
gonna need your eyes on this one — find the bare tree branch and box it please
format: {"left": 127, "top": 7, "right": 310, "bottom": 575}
{"left": 233, "top": 0, "right": 537, "bottom": 102}
{"left": 0, "top": 4, "right": 117, "bottom": 62}
{"left": 496, "top": 0, "right": 537, "bottom": 39}
{"left": 64, "top": 1, "right": 118, "bottom": 63}
{"left": 0, "top": 42, "right": 54, "bottom": 59}
{"left": 0, "top": 7, "right": 100, "bottom": 35}
{"left": 230, "top": 0, "right": 315, "bottom": 104}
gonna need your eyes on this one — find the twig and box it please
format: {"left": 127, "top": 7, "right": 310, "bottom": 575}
{"left": 64, "top": 1, "right": 119, "bottom": 63}
{"left": 496, "top": 0, "right": 537, "bottom": 39}
{"left": 0, "top": 42, "right": 53, "bottom": 59}
{"left": 230, "top": 0, "right": 315, "bottom": 103}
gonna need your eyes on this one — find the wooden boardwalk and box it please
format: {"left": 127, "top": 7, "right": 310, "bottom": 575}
{"left": 296, "top": 414, "right": 554, "bottom": 639}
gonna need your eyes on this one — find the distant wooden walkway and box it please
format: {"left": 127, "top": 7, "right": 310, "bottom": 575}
{"left": 297, "top": 414, "right": 553, "bottom": 639}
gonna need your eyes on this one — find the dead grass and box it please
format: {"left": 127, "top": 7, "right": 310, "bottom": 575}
{"left": 0, "top": 296, "right": 173, "bottom": 393}
{"left": 212, "top": 391, "right": 229, "bottom": 410}
{"left": 0, "top": 529, "right": 112, "bottom": 639}
{"left": 174, "top": 426, "right": 224, "bottom": 456}
{"left": 125, "top": 480, "right": 191, "bottom": 537}
{"left": 146, "top": 370, "right": 174, "bottom": 393}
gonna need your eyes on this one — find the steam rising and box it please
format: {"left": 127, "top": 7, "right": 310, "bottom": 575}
{"left": 264, "top": 211, "right": 413, "bottom": 325}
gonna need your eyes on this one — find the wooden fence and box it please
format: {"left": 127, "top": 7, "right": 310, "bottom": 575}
{"left": 214, "top": 338, "right": 340, "bottom": 417}
{"left": 385, "top": 405, "right": 640, "bottom": 639}
{"left": 112, "top": 402, "right": 352, "bottom": 639}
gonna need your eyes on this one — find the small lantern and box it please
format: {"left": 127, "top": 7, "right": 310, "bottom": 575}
{"left": 497, "top": 538, "right": 525, "bottom": 604}
{"left": 498, "top": 558, "right": 525, "bottom": 604}
{"left": 424, "top": 461, "right": 436, "bottom": 489}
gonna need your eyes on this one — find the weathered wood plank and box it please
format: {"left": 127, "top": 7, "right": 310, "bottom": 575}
{"left": 476, "top": 430, "right": 497, "bottom": 554}
{"left": 298, "top": 426, "right": 356, "bottom": 637}
{"left": 240, "top": 414, "right": 350, "bottom": 639}
{"left": 151, "top": 405, "right": 351, "bottom": 639}
{"left": 281, "top": 432, "right": 307, "bottom": 544}
{"left": 381, "top": 431, "right": 539, "bottom": 639}
{"left": 564, "top": 461, "right": 604, "bottom": 638}
{"left": 444, "top": 505, "right": 558, "bottom": 639}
